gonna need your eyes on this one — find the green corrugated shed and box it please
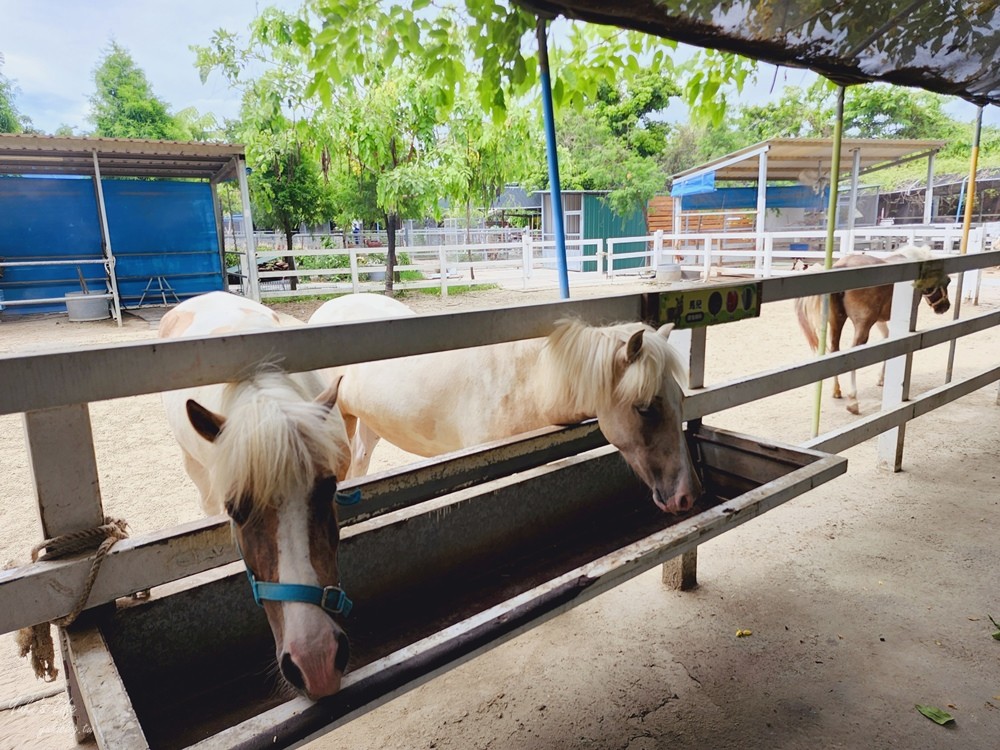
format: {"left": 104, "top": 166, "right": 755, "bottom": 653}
{"left": 582, "top": 194, "right": 647, "bottom": 272}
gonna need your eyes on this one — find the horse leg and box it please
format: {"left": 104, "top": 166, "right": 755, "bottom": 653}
{"left": 181, "top": 450, "right": 215, "bottom": 512}
{"left": 846, "top": 321, "right": 875, "bottom": 415}
{"left": 829, "top": 295, "right": 846, "bottom": 400}
{"left": 346, "top": 419, "right": 382, "bottom": 479}
{"left": 875, "top": 320, "right": 889, "bottom": 387}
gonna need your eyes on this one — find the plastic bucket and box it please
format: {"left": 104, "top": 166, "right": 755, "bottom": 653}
{"left": 65, "top": 291, "right": 110, "bottom": 322}
{"left": 656, "top": 262, "right": 683, "bottom": 283}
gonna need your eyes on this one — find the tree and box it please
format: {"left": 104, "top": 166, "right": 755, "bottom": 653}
{"left": 0, "top": 54, "right": 33, "bottom": 133}
{"left": 89, "top": 42, "right": 188, "bottom": 139}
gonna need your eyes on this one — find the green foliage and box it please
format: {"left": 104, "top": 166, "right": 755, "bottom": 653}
{"left": 0, "top": 55, "right": 32, "bottom": 133}
{"left": 89, "top": 42, "right": 189, "bottom": 139}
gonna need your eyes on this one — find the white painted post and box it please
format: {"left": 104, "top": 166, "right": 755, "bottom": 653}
{"left": 25, "top": 405, "right": 105, "bottom": 538}
{"left": 754, "top": 150, "right": 769, "bottom": 275}
{"left": 702, "top": 238, "right": 713, "bottom": 282}
{"left": 236, "top": 157, "right": 260, "bottom": 302}
{"left": 847, "top": 148, "right": 861, "bottom": 253}
{"left": 924, "top": 152, "right": 936, "bottom": 225}
{"left": 90, "top": 151, "right": 122, "bottom": 326}
{"left": 349, "top": 244, "right": 360, "bottom": 294}
{"left": 521, "top": 233, "right": 533, "bottom": 288}
{"left": 762, "top": 235, "right": 774, "bottom": 278}
{"left": 876, "top": 282, "right": 920, "bottom": 472}
{"left": 661, "top": 324, "right": 706, "bottom": 590}
{"left": 439, "top": 245, "right": 448, "bottom": 298}
{"left": 595, "top": 238, "right": 605, "bottom": 279}
{"left": 652, "top": 229, "right": 664, "bottom": 274}
{"left": 607, "top": 239, "right": 616, "bottom": 282}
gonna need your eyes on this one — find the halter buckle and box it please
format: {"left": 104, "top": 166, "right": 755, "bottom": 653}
{"left": 320, "top": 586, "right": 353, "bottom": 616}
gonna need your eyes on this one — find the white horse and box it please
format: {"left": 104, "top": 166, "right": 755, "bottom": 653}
{"left": 309, "top": 294, "right": 702, "bottom": 514}
{"left": 159, "top": 291, "right": 352, "bottom": 699}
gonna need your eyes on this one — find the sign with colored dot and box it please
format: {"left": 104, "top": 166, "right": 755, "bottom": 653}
{"left": 658, "top": 283, "right": 762, "bottom": 328}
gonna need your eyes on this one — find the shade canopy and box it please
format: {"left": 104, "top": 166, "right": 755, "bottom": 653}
{"left": 672, "top": 138, "right": 944, "bottom": 186}
{"left": 0, "top": 134, "right": 245, "bottom": 181}
{"left": 519, "top": 0, "right": 1000, "bottom": 106}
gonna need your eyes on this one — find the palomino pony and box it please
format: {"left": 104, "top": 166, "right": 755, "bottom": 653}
{"left": 309, "top": 294, "right": 702, "bottom": 514}
{"left": 159, "top": 291, "right": 353, "bottom": 699}
{"left": 796, "top": 244, "right": 951, "bottom": 415}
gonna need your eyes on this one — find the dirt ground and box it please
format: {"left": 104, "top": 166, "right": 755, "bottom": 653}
{"left": 0, "top": 272, "right": 998, "bottom": 750}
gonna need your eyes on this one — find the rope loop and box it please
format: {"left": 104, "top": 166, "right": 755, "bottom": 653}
{"left": 16, "top": 517, "right": 130, "bottom": 681}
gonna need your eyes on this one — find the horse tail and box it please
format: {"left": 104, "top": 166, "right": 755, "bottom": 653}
{"left": 795, "top": 294, "right": 823, "bottom": 352}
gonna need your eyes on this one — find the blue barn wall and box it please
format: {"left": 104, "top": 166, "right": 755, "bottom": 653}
{"left": 0, "top": 176, "right": 224, "bottom": 315}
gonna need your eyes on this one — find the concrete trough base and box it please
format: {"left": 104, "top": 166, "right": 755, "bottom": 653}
{"left": 65, "top": 425, "right": 846, "bottom": 750}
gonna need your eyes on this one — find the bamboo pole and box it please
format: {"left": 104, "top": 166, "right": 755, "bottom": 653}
{"left": 811, "top": 86, "right": 846, "bottom": 438}
{"left": 945, "top": 105, "right": 984, "bottom": 383}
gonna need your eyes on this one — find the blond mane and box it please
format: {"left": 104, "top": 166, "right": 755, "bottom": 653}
{"left": 537, "top": 318, "right": 687, "bottom": 416}
{"left": 208, "top": 368, "right": 348, "bottom": 514}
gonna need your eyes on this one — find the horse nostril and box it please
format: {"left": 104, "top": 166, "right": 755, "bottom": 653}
{"left": 280, "top": 652, "right": 305, "bottom": 691}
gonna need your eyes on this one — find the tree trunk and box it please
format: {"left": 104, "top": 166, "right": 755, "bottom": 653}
{"left": 384, "top": 212, "right": 398, "bottom": 296}
{"left": 282, "top": 225, "right": 298, "bottom": 291}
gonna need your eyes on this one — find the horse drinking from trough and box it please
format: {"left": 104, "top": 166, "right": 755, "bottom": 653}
{"left": 796, "top": 244, "right": 951, "bottom": 415}
{"left": 159, "top": 291, "right": 353, "bottom": 699}
{"left": 309, "top": 294, "right": 702, "bottom": 514}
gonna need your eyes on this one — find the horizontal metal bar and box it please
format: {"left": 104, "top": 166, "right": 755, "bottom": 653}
{"left": 684, "top": 307, "right": 1000, "bottom": 420}
{"left": 804, "top": 364, "right": 1000, "bottom": 454}
{"left": 759, "top": 249, "right": 1000, "bottom": 303}
{"left": 0, "top": 295, "right": 642, "bottom": 416}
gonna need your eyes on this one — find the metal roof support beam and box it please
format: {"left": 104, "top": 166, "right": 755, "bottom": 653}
{"left": 923, "top": 151, "right": 935, "bottom": 225}
{"left": 536, "top": 16, "right": 570, "bottom": 299}
{"left": 754, "top": 150, "right": 768, "bottom": 275}
{"left": 236, "top": 155, "right": 260, "bottom": 302}
{"left": 673, "top": 144, "right": 770, "bottom": 186}
{"left": 856, "top": 148, "right": 941, "bottom": 178}
{"left": 846, "top": 148, "right": 861, "bottom": 249}
{"left": 90, "top": 151, "right": 122, "bottom": 327}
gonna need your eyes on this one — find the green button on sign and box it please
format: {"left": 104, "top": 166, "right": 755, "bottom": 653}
{"left": 659, "top": 283, "right": 762, "bottom": 329}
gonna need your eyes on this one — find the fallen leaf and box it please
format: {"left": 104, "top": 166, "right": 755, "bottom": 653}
{"left": 736, "top": 629, "right": 753, "bottom": 637}
{"left": 989, "top": 614, "right": 1000, "bottom": 640}
{"left": 916, "top": 705, "right": 954, "bottom": 725}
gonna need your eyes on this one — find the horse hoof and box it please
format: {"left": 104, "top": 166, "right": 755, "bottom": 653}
{"left": 832, "top": 392, "right": 842, "bottom": 400}
{"left": 846, "top": 403, "right": 860, "bottom": 415}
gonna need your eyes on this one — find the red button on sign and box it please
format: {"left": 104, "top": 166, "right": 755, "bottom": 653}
{"left": 726, "top": 290, "right": 738, "bottom": 313}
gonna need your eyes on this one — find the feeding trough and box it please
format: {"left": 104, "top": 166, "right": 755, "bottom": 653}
{"left": 64, "top": 424, "right": 845, "bottom": 749}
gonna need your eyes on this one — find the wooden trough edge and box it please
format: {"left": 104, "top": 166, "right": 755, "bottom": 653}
{"left": 146, "top": 433, "right": 846, "bottom": 750}
{"left": 0, "top": 422, "right": 605, "bottom": 636}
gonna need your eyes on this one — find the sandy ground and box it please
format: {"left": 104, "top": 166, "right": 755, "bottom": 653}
{"left": 0, "top": 272, "right": 998, "bottom": 750}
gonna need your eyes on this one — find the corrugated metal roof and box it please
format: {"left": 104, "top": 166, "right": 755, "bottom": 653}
{"left": 0, "top": 134, "right": 245, "bottom": 180}
{"left": 671, "top": 137, "right": 945, "bottom": 183}
{"left": 519, "top": 1, "right": 1000, "bottom": 106}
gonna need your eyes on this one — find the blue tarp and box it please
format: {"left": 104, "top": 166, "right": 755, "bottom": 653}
{"left": 670, "top": 171, "right": 716, "bottom": 197}
{"left": 0, "top": 176, "right": 224, "bottom": 314}
{"left": 681, "top": 185, "right": 828, "bottom": 211}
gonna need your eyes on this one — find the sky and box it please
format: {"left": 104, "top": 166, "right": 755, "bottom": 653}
{"left": 0, "top": 0, "right": 994, "bottom": 136}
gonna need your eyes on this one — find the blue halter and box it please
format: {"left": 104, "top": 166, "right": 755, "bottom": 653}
{"left": 234, "top": 488, "right": 360, "bottom": 618}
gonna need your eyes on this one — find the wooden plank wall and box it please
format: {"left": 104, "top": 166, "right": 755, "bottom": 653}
{"left": 646, "top": 196, "right": 756, "bottom": 234}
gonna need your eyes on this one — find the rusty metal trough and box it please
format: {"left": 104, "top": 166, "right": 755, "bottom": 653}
{"left": 65, "top": 424, "right": 845, "bottom": 749}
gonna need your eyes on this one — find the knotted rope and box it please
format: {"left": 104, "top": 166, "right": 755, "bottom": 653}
{"left": 15, "top": 518, "right": 129, "bottom": 682}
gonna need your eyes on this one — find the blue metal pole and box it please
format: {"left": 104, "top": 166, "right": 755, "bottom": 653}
{"left": 536, "top": 17, "right": 570, "bottom": 299}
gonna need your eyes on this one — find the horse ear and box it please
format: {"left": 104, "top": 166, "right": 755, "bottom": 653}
{"left": 656, "top": 323, "right": 674, "bottom": 339}
{"left": 625, "top": 329, "right": 644, "bottom": 364}
{"left": 315, "top": 375, "right": 342, "bottom": 412}
{"left": 187, "top": 399, "right": 225, "bottom": 443}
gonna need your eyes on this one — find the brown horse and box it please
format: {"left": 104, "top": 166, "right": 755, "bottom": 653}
{"left": 796, "top": 245, "right": 951, "bottom": 415}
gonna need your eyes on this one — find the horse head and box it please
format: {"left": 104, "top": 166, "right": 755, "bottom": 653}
{"left": 187, "top": 374, "right": 353, "bottom": 700}
{"left": 899, "top": 244, "right": 951, "bottom": 315}
{"left": 596, "top": 323, "right": 703, "bottom": 514}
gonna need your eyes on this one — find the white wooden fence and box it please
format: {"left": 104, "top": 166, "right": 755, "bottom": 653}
{"left": 239, "top": 223, "right": 1000, "bottom": 301}
{"left": 1, "top": 248, "right": 998, "bottom": 743}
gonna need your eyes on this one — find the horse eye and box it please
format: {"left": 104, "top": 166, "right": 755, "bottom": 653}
{"left": 313, "top": 475, "right": 337, "bottom": 502}
{"left": 225, "top": 495, "right": 252, "bottom": 526}
{"left": 635, "top": 404, "right": 658, "bottom": 419}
